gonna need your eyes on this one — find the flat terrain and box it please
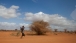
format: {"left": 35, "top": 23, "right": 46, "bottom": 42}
{"left": 0, "top": 31, "right": 76, "bottom": 43}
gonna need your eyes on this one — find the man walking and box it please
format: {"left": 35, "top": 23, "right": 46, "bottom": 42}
{"left": 20, "top": 26, "right": 25, "bottom": 38}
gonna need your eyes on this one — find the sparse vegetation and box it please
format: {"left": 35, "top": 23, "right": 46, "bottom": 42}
{"left": 15, "top": 29, "right": 17, "bottom": 31}
{"left": 74, "top": 30, "right": 76, "bottom": 34}
{"left": 54, "top": 29, "right": 58, "bottom": 32}
{"left": 64, "top": 29, "right": 67, "bottom": 33}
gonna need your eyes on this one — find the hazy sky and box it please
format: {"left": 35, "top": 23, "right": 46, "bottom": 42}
{"left": 0, "top": 0, "right": 76, "bottom": 31}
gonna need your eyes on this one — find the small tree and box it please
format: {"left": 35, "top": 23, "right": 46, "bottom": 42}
{"left": 54, "top": 29, "right": 58, "bottom": 32}
{"left": 74, "top": 30, "right": 76, "bottom": 34}
{"left": 15, "top": 29, "right": 17, "bottom": 31}
{"left": 30, "top": 20, "right": 50, "bottom": 35}
{"left": 64, "top": 29, "right": 67, "bottom": 33}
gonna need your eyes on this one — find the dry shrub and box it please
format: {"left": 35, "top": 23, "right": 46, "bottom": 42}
{"left": 74, "top": 30, "right": 76, "bottom": 34}
{"left": 15, "top": 29, "right": 17, "bottom": 31}
{"left": 30, "top": 20, "right": 50, "bottom": 35}
{"left": 54, "top": 29, "right": 58, "bottom": 32}
{"left": 64, "top": 29, "right": 67, "bottom": 33}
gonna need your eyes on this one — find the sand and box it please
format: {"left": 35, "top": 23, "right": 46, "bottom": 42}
{"left": 0, "top": 31, "right": 76, "bottom": 43}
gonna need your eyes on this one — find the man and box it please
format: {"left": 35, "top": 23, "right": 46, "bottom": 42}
{"left": 20, "top": 26, "right": 25, "bottom": 38}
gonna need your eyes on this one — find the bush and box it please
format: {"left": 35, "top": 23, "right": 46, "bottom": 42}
{"left": 15, "top": 29, "right": 17, "bottom": 31}
{"left": 30, "top": 20, "right": 50, "bottom": 35}
{"left": 74, "top": 30, "right": 76, "bottom": 34}
{"left": 64, "top": 29, "right": 67, "bottom": 33}
{"left": 54, "top": 29, "right": 58, "bottom": 32}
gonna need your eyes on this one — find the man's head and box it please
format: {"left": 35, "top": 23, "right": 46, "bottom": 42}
{"left": 22, "top": 26, "right": 24, "bottom": 27}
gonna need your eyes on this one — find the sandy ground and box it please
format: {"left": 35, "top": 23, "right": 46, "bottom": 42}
{"left": 0, "top": 31, "right": 76, "bottom": 43}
